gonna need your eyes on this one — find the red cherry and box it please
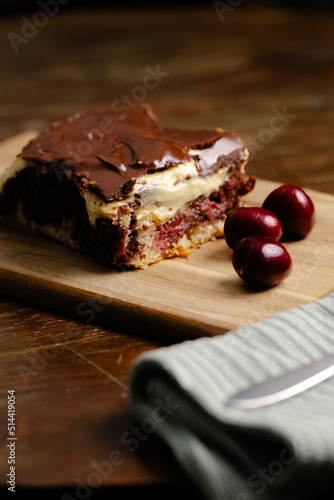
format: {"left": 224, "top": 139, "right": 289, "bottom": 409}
{"left": 262, "top": 184, "right": 315, "bottom": 240}
{"left": 232, "top": 236, "right": 293, "bottom": 287}
{"left": 224, "top": 207, "right": 283, "bottom": 249}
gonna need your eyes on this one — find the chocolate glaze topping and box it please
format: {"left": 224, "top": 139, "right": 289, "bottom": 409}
{"left": 20, "top": 103, "right": 245, "bottom": 202}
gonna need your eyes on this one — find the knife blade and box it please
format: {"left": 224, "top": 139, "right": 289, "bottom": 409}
{"left": 228, "top": 354, "right": 334, "bottom": 409}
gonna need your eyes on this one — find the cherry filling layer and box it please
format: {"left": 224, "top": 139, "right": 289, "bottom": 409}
{"left": 121, "top": 174, "right": 255, "bottom": 260}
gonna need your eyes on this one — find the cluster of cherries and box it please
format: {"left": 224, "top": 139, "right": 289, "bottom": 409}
{"left": 224, "top": 185, "right": 316, "bottom": 287}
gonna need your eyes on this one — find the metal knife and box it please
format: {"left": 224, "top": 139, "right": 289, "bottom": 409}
{"left": 228, "top": 354, "right": 334, "bottom": 409}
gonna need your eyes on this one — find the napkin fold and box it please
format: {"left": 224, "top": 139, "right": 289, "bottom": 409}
{"left": 129, "top": 294, "right": 334, "bottom": 500}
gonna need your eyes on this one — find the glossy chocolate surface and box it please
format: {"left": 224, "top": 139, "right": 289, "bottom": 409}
{"left": 20, "top": 103, "right": 245, "bottom": 202}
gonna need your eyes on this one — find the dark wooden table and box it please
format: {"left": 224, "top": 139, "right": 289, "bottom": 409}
{"left": 1, "top": 4, "right": 334, "bottom": 498}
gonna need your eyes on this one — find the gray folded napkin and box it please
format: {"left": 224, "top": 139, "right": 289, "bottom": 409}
{"left": 129, "top": 294, "right": 334, "bottom": 500}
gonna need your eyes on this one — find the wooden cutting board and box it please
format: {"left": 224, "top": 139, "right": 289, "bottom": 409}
{"left": 1, "top": 131, "right": 334, "bottom": 342}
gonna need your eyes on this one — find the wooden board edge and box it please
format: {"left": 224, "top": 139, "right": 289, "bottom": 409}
{"left": 0, "top": 267, "right": 227, "bottom": 343}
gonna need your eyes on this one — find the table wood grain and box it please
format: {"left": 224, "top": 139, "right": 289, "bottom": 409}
{"left": 1, "top": 4, "right": 334, "bottom": 497}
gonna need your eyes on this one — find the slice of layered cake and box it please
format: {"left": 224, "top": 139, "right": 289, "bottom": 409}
{"left": 0, "top": 103, "right": 255, "bottom": 268}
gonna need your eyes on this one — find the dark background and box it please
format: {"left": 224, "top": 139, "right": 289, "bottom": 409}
{"left": 1, "top": 2, "right": 334, "bottom": 499}
{"left": 0, "top": 0, "right": 333, "bottom": 12}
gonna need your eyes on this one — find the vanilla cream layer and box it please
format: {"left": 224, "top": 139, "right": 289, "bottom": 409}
{"left": 0, "top": 157, "right": 28, "bottom": 192}
{"left": 82, "top": 151, "right": 248, "bottom": 230}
